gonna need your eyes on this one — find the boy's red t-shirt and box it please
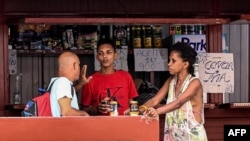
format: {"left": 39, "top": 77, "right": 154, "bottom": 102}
{"left": 81, "top": 70, "right": 138, "bottom": 115}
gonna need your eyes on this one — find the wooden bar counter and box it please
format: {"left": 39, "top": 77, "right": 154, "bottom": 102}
{"left": 4, "top": 103, "right": 250, "bottom": 141}
{"left": 0, "top": 116, "right": 159, "bottom": 141}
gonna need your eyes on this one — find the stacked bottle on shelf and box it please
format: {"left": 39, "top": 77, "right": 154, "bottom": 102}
{"left": 8, "top": 24, "right": 98, "bottom": 51}
{"left": 112, "top": 25, "right": 163, "bottom": 49}
{"left": 169, "top": 24, "right": 206, "bottom": 35}
{"left": 8, "top": 24, "right": 165, "bottom": 50}
{"left": 112, "top": 25, "right": 129, "bottom": 49}
{"left": 129, "top": 25, "right": 162, "bottom": 48}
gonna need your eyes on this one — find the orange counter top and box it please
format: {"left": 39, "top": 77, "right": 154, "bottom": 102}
{"left": 0, "top": 116, "right": 159, "bottom": 141}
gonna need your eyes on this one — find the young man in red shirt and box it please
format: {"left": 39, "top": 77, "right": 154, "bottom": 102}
{"left": 81, "top": 38, "right": 138, "bottom": 115}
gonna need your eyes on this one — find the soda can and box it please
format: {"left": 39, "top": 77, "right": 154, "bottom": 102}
{"left": 175, "top": 25, "right": 182, "bottom": 34}
{"left": 110, "top": 101, "right": 118, "bottom": 116}
{"left": 187, "top": 25, "right": 196, "bottom": 35}
{"left": 130, "top": 100, "right": 139, "bottom": 116}
{"left": 101, "top": 100, "right": 110, "bottom": 108}
{"left": 181, "top": 25, "right": 188, "bottom": 35}
{"left": 169, "top": 24, "right": 175, "bottom": 35}
{"left": 196, "top": 25, "right": 205, "bottom": 34}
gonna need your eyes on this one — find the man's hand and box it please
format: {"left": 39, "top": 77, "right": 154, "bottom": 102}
{"left": 75, "top": 65, "right": 92, "bottom": 91}
{"left": 79, "top": 65, "right": 92, "bottom": 85}
{"left": 97, "top": 97, "right": 111, "bottom": 114}
{"left": 123, "top": 108, "right": 130, "bottom": 115}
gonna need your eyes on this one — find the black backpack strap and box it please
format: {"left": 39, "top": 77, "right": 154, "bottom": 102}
{"left": 47, "top": 79, "right": 58, "bottom": 93}
{"left": 70, "top": 84, "right": 74, "bottom": 97}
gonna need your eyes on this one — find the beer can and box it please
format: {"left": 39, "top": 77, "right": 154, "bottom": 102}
{"left": 110, "top": 101, "right": 118, "bottom": 116}
{"left": 130, "top": 100, "right": 139, "bottom": 116}
{"left": 101, "top": 100, "right": 110, "bottom": 106}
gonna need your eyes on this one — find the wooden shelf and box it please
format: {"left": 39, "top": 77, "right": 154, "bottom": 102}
{"left": 219, "top": 103, "right": 250, "bottom": 109}
{"left": 204, "top": 103, "right": 216, "bottom": 109}
{"left": 24, "top": 17, "right": 230, "bottom": 25}
{"left": 5, "top": 104, "right": 26, "bottom": 110}
{"left": 17, "top": 49, "right": 94, "bottom": 55}
{"left": 15, "top": 49, "right": 136, "bottom": 56}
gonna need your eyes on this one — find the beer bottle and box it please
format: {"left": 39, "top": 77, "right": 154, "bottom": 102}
{"left": 132, "top": 25, "right": 142, "bottom": 48}
{"left": 152, "top": 25, "right": 162, "bottom": 48}
{"left": 142, "top": 25, "right": 152, "bottom": 48}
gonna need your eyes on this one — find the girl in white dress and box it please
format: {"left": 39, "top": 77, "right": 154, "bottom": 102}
{"left": 140, "top": 42, "right": 208, "bottom": 141}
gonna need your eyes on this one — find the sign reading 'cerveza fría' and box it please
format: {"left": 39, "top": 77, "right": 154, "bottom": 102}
{"left": 198, "top": 53, "right": 234, "bottom": 93}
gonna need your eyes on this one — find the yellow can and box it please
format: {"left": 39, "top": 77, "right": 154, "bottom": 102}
{"left": 110, "top": 101, "right": 118, "bottom": 116}
{"left": 130, "top": 100, "right": 139, "bottom": 116}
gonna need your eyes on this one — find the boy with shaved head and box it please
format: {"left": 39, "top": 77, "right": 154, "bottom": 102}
{"left": 48, "top": 51, "right": 92, "bottom": 117}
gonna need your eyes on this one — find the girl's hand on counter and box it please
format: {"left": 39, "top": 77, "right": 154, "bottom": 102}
{"left": 146, "top": 107, "right": 159, "bottom": 117}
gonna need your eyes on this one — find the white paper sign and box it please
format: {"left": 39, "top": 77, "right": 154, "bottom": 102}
{"left": 198, "top": 53, "right": 234, "bottom": 93}
{"left": 9, "top": 49, "right": 17, "bottom": 75}
{"left": 134, "top": 48, "right": 168, "bottom": 72}
{"left": 94, "top": 48, "right": 128, "bottom": 71}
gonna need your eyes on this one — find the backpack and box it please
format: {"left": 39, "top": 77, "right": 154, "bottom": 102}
{"left": 135, "top": 80, "right": 166, "bottom": 106}
{"left": 21, "top": 79, "right": 73, "bottom": 117}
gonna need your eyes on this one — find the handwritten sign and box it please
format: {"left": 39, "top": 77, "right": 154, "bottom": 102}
{"left": 9, "top": 49, "right": 17, "bottom": 75}
{"left": 134, "top": 48, "right": 168, "bottom": 71}
{"left": 94, "top": 48, "right": 128, "bottom": 71}
{"left": 198, "top": 53, "right": 234, "bottom": 93}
